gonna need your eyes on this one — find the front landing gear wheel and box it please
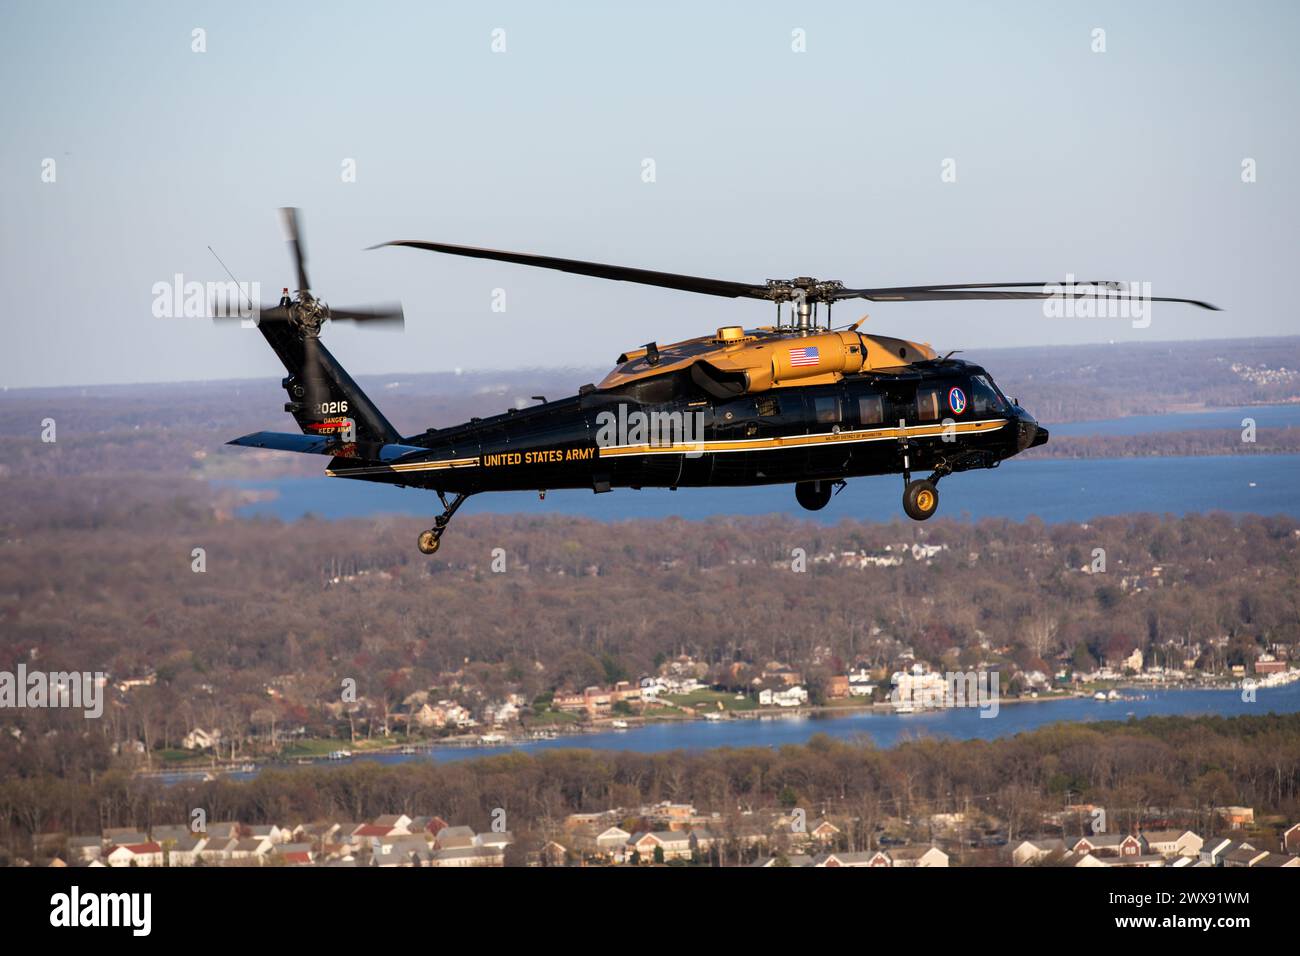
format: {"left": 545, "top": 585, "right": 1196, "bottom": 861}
{"left": 903, "top": 479, "right": 939, "bottom": 521}
{"left": 417, "top": 530, "right": 442, "bottom": 554}
{"left": 795, "top": 480, "right": 834, "bottom": 511}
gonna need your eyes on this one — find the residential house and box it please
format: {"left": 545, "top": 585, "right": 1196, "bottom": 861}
{"left": 888, "top": 846, "right": 950, "bottom": 868}
{"left": 246, "top": 824, "right": 288, "bottom": 845}
{"left": 595, "top": 826, "right": 631, "bottom": 853}
{"left": 167, "top": 835, "right": 208, "bottom": 867}
{"left": 1107, "top": 854, "right": 1167, "bottom": 868}
{"left": 1072, "top": 834, "right": 1143, "bottom": 858}
{"left": 429, "top": 846, "right": 503, "bottom": 867}
{"left": 1011, "top": 838, "right": 1067, "bottom": 867}
{"left": 628, "top": 831, "right": 692, "bottom": 862}
{"left": 353, "top": 823, "right": 397, "bottom": 839}
{"left": 848, "top": 670, "right": 876, "bottom": 697}
{"left": 435, "top": 825, "right": 477, "bottom": 850}
{"left": 813, "top": 850, "right": 891, "bottom": 867}
{"left": 688, "top": 829, "right": 717, "bottom": 854}
{"left": 806, "top": 819, "right": 841, "bottom": 845}
{"left": 1052, "top": 851, "right": 1110, "bottom": 868}
{"left": 105, "top": 842, "right": 165, "bottom": 868}
{"left": 540, "top": 841, "right": 570, "bottom": 867}
{"left": 151, "top": 824, "right": 198, "bottom": 844}
{"left": 1200, "top": 838, "right": 1250, "bottom": 866}
{"left": 103, "top": 827, "right": 148, "bottom": 846}
{"left": 274, "top": 843, "right": 316, "bottom": 866}
{"left": 181, "top": 728, "right": 220, "bottom": 750}
{"left": 293, "top": 822, "right": 342, "bottom": 845}
{"left": 1223, "top": 845, "right": 1269, "bottom": 867}
{"left": 369, "top": 835, "right": 431, "bottom": 867}
{"left": 204, "top": 821, "right": 241, "bottom": 841}
{"left": 67, "top": 836, "right": 104, "bottom": 863}
{"left": 642, "top": 802, "right": 696, "bottom": 828}
{"left": 1214, "top": 806, "right": 1255, "bottom": 827}
{"left": 1282, "top": 822, "right": 1300, "bottom": 854}
{"left": 759, "top": 686, "right": 809, "bottom": 707}
{"left": 372, "top": 814, "right": 412, "bottom": 835}
{"left": 1141, "top": 829, "right": 1203, "bottom": 859}
{"left": 228, "top": 836, "right": 273, "bottom": 862}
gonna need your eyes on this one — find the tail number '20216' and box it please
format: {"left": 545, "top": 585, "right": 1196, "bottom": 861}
{"left": 316, "top": 401, "right": 348, "bottom": 415}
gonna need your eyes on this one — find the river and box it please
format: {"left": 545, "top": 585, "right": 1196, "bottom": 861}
{"left": 162, "top": 680, "right": 1300, "bottom": 783}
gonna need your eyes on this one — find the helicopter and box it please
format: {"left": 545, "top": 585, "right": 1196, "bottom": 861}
{"left": 222, "top": 209, "right": 1218, "bottom": 554}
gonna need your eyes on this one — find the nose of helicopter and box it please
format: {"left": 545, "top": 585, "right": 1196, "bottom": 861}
{"left": 1015, "top": 411, "right": 1048, "bottom": 451}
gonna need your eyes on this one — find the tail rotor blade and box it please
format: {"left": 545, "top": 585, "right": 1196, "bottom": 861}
{"left": 327, "top": 303, "right": 405, "bottom": 327}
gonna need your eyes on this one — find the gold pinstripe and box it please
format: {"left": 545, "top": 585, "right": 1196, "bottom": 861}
{"left": 597, "top": 418, "right": 1008, "bottom": 458}
{"left": 325, "top": 418, "right": 1008, "bottom": 476}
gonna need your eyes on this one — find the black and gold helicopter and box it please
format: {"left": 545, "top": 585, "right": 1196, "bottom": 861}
{"left": 223, "top": 210, "right": 1217, "bottom": 554}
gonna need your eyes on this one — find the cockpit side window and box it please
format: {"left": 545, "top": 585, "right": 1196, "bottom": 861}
{"left": 969, "top": 375, "right": 1006, "bottom": 416}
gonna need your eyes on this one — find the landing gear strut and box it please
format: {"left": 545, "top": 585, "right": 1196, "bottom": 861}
{"left": 418, "top": 491, "right": 470, "bottom": 554}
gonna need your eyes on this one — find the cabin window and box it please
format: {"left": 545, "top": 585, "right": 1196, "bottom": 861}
{"left": 857, "top": 394, "right": 884, "bottom": 426}
{"left": 813, "top": 395, "right": 841, "bottom": 425}
{"left": 916, "top": 386, "right": 943, "bottom": 421}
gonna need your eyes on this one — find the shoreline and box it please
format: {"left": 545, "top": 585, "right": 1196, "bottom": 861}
{"left": 141, "top": 677, "right": 1287, "bottom": 780}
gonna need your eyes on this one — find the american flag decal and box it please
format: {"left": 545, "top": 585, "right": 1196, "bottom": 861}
{"left": 788, "top": 346, "right": 820, "bottom": 368}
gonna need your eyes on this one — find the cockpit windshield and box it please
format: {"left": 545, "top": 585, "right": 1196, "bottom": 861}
{"left": 969, "top": 374, "right": 1008, "bottom": 416}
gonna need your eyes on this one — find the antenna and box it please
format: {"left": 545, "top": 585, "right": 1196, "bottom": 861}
{"left": 207, "top": 245, "right": 256, "bottom": 318}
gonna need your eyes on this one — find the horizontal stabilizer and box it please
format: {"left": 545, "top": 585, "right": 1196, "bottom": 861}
{"left": 228, "top": 431, "right": 339, "bottom": 454}
{"left": 227, "top": 431, "right": 427, "bottom": 461}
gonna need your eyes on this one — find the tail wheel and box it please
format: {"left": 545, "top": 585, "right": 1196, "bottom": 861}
{"left": 903, "top": 479, "right": 939, "bottom": 521}
{"left": 417, "top": 530, "right": 441, "bottom": 554}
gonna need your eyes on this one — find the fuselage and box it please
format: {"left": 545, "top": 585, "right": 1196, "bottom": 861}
{"left": 326, "top": 358, "right": 1047, "bottom": 495}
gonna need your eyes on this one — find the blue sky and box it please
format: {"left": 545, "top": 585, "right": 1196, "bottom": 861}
{"left": 2, "top": 0, "right": 1297, "bottom": 388}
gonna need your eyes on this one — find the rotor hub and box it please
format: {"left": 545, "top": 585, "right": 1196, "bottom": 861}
{"left": 762, "top": 278, "right": 845, "bottom": 304}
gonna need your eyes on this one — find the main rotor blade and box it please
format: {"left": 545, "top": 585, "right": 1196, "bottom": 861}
{"left": 374, "top": 238, "right": 1219, "bottom": 311}
{"left": 833, "top": 285, "right": 1220, "bottom": 310}
{"left": 372, "top": 240, "right": 770, "bottom": 300}
{"left": 328, "top": 303, "right": 405, "bottom": 327}
{"left": 279, "top": 207, "right": 311, "bottom": 293}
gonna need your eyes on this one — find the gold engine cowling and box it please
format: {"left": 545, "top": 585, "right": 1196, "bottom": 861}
{"left": 768, "top": 331, "right": 867, "bottom": 382}
{"left": 706, "top": 332, "right": 935, "bottom": 392}
{"left": 602, "top": 328, "right": 936, "bottom": 394}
